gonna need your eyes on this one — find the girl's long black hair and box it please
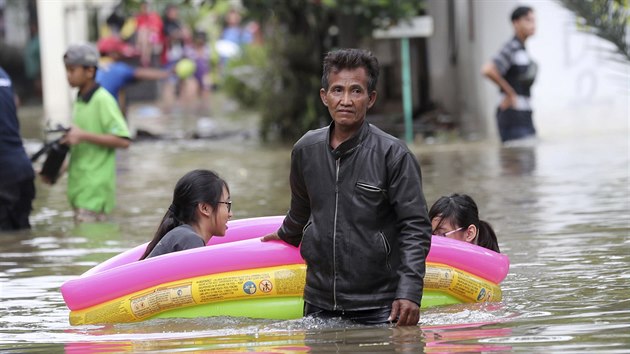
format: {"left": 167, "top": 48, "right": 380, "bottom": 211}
{"left": 428, "top": 193, "right": 500, "bottom": 253}
{"left": 140, "top": 169, "right": 229, "bottom": 260}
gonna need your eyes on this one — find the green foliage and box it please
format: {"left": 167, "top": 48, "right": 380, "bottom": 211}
{"left": 558, "top": 0, "right": 630, "bottom": 61}
{"left": 222, "top": 45, "right": 269, "bottom": 108}
{"left": 240, "top": 0, "right": 425, "bottom": 142}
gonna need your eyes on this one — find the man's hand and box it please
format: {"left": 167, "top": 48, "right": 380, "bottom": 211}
{"left": 388, "top": 299, "right": 419, "bottom": 327}
{"left": 260, "top": 232, "right": 280, "bottom": 242}
{"left": 481, "top": 61, "right": 518, "bottom": 111}
{"left": 499, "top": 93, "right": 517, "bottom": 111}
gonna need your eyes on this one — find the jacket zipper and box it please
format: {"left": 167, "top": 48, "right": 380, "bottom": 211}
{"left": 333, "top": 157, "right": 340, "bottom": 310}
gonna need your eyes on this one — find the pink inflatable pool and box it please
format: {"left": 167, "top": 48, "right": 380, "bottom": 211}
{"left": 62, "top": 216, "right": 509, "bottom": 313}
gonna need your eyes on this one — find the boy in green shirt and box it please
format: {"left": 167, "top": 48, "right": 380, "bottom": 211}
{"left": 47, "top": 43, "right": 131, "bottom": 222}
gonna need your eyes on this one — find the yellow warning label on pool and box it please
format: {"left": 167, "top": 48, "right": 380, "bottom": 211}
{"left": 130, "top": 283, "right": 194, "bottom": 317}
{"left": 195, "top": 269, "right": 294, "bottom": 302}
{"left": 424, "top": 263, "right": 502, "bottom": 303}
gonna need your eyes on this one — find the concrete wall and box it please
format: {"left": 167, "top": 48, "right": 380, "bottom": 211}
{"left": 427, "top": 0, "right": 629, "bottom": 141}
{"left": 427, "top": 0, "right": 514, "bottom": 140}
{"left": 526, "top": 1, "right": 629, "bottom": 138}
{"left": 474, "top": 0, "right": 518, "bottom": 141}
{"left": 425, "top": 0, "right": 459, "bottom": 116}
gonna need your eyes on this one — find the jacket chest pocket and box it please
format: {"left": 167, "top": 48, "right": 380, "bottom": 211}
{"left": 354, "top": 181, "right": 387, "bottom": 208}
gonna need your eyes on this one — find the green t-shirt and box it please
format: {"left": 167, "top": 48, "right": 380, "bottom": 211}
{"left": 67, "top": 86, "right": 130, "bottom": 213}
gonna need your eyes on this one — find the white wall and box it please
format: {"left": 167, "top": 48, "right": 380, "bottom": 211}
{"left": 428, "top": 0, "right": 629, "bottom": 141}
{"left": 526, "top": 1, "right": 629, "bottom": 139}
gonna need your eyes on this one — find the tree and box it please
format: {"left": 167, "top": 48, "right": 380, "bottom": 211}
{"left": 558, "top": 0, "right": 630, "bottom": 61}
{"left": 240, "top": 0, "right": 425, "bottom": 142}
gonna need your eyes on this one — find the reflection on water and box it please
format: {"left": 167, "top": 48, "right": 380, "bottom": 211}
{"left": 1, "top": 131, "right": 629, "bottom": 352}
{"left": 499, "top": 145, "right": 536, "bottom": 176}
{"left": 54, "top": 317, "right": 516, "bottom": 353}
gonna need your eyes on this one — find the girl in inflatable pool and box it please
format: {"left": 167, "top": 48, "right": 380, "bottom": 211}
{"left": 429, "top": 193, "right": 500, "bottom": 252}
{"left": 139, "top": 169, "right": 232, "bottom": 260}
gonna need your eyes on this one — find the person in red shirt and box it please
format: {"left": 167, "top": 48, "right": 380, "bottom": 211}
{"left": 135, "top": 0, "right": 163, "bottom": 66}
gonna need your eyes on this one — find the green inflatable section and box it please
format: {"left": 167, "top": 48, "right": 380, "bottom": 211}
{"left": 151, "top": 296, "right": 304, "bottom": 320}
{"left": 420, "top": 290, "right": 461, "bottom": 307}
{"left": 151, "top": 291, "right": 462, "bottom": 321}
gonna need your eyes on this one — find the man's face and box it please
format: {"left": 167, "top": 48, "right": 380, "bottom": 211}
{"left": 320, "top": 67, "right": 377, "bottom": 131}
{"left": 514, "top": 11, "right": 536, "bottom": 38}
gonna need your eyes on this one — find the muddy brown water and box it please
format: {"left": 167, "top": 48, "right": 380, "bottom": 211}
{"left": 2, "top": 108, "right": 629, "bottom": 352}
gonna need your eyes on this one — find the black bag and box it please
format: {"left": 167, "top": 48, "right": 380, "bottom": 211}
{"left": 40, "top": 141, "right": 69, "bottom": 184}
{"left": 31, "top": 126, "right": 70, "bottom": 185}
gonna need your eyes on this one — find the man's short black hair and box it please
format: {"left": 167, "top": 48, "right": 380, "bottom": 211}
{"left": 321, "top": 48, "right": 379, "bottom": 92}
{"left": 511, "top": 6, "right": 533, "bottom": 22}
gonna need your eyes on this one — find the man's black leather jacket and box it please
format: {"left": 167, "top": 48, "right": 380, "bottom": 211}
{"left": 278, "top": 121, "right": 432, "bottom": 311}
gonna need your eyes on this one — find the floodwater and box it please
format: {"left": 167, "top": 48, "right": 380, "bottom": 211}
{"left": 1, "top": 106, "right": 629, "bottom": 353}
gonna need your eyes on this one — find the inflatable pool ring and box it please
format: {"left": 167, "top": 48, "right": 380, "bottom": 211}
{"left": 61, "top": 216, "right": 509, "bottom": 325}
{"left": 174, "top": 58, "right": 196, "bottom": 79}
